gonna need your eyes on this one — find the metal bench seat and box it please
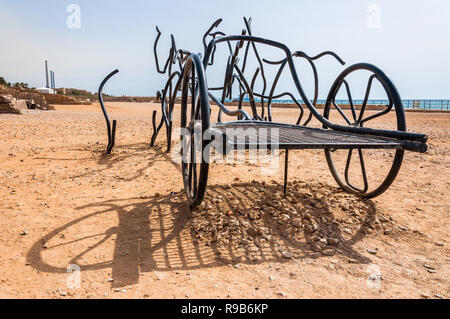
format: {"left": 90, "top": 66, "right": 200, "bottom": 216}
{"left": 213, "top": 121, "right": 426, "bottom": 152}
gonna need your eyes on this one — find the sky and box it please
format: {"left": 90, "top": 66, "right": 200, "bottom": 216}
{"left": 0, "top": 0, "right": 449, "bottom": 99}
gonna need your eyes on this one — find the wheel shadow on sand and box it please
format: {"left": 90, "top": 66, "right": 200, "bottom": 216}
{"left": 26, "top": 181, "right": 383, "bottom": 288}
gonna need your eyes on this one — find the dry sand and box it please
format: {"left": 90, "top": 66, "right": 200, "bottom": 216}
{"left": 0, "top": 102, "right": 448, "bottom": 299}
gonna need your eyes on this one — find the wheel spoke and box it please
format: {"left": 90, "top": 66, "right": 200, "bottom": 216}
{"left": 344, "top": 149, "right": 353, "bottom": 189}
{"left": 360, "top": 99, "right": 393, "bottom": 125}
{"left": 344, "top": 149, "right": 368, "bottom": 194}
{"left": 342, "top": 80, "right": 357, "bottom": 123}
{"left": 333, "top": 101, "right": 352, "bottom": 125}
{"left": 357, "top": 74, "right": 376, "bottom": 125}
{"left": 358, "top": 149, "right": 369, "bottom": 193}
{"left": 331, "top": 80, "right": 352, "bottom": 125}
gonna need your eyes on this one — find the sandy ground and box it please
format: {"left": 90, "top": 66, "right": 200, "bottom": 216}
{"left": 0, "top": 102, "right": 448, "bottom": 299}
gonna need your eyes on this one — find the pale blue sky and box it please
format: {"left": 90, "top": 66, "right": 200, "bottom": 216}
{"left": 0, "top": 0, "right": 449, "bottom": 98}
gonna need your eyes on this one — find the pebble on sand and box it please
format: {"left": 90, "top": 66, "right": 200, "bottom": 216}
{"left": 281, "top": 251, "right": 294, "bottom": 259}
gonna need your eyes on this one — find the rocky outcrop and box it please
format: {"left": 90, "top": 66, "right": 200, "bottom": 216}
{"left": 0, "top": 85, "right": 90, "bottom": 109}
{"left": 41, "top": 93, "right": 84, "bottom": 105}
{"left": 0, "top": 95, "right": 20, "bottom": 114}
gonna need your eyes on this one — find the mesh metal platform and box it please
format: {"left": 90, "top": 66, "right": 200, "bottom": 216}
{"left": 213, "top": 121, "right": 405, "bottom": 150}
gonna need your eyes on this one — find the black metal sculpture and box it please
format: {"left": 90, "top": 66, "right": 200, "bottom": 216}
{"left": 98, "top": 69, "right": 119, "bottom": 154}
{"left": 152, "top": 17, "right": 428, "bottom": 209}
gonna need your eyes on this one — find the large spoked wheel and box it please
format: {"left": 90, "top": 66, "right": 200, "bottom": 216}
{"left": 180, "top": 54, "right": 211, "bottom": 209}
{"left": 324, "top": 63, "right": 406, "bottom": 198}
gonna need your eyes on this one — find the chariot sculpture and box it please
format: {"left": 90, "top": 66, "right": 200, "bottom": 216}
{"left": 99, "top": 17, "right": 428, "bottom": 209}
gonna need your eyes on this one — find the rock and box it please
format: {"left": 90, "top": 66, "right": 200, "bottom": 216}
{"left": 343, "top": 228, "right": 352, "bottom": 235}
{"left": 248, "top": 246, "right": 259, "bottom": 253}
{"left": 234, "top": 264, "right": 241, "bottom": 269}
{"left": 248, "top": 212, "right": 260, "bottom": 220}
{"left": 323, "top": 249, "right": 335, "bottom": 256}
{"left": 304, "top": 225, "right": 313, "bottom": 233}
{"left": 281, "top": 229, "right": 290, "bottom": 237}
{"left": 269, "top": 276, "right": 274, "bottom": 281}
{"left": 384, "top": 228, "right": 392, "bottom": 235}
{"left": 247, "top": 227, "right": 258, "bottom": 237}
{"left": 20, "top": 230, "right": 28, "bottom": 236}
{"left": 276, "top": 292, "right": 287, "bottom": 298}
{"left": 59, "top": 290, "right": 67, "bottom": 297}
{"left": 107, "top": 278, "right": 114, "bottom": 282}
{"left": 252, "top": 238, "right": 261, "bottom": 247}
{"left": 421, "top": 293, "right": 430, "bottom": 298}
{"left": 423, "top": 264, "right": 436, "bottom": 271}
{"left": 434, "top": 294, "right": 444, "bottom": 299}
{"left": 427, "top": 269, "right": 437, "bottom": 274}
{"left": 313, "top": 202, "right": 322, "bottom": 209}
{"left": 327, "top": 238, "right": 339, "bottom": 246}
{"left": 293, "top": 220, "right": 302, "bottom": 228}
{"left": 434, "top": 242, "right": 444, "bottom": 247}
{"left": 367, "top": 249, "right": 378, "bottom": 255}
{"left": 281, "top": 251, "right": 294, "bottom": 259}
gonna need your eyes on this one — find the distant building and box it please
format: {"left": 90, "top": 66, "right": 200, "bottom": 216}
{"left": 36, "top": 87, "right": 56, "bottom": 94}
{"left": 58, "top": 88, "right": 93, "bottom": 96}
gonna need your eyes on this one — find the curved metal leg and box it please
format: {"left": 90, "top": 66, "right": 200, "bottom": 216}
{"left": 98, "top": 69, "right": 119, "bottom": 154}
{"left": 150, "top": 110, "right": 165, "bottom": 147}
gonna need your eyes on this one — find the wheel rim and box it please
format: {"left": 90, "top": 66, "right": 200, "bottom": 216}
{"left": 323, "top": 64, "right": 405, "bottom": 198}
{"left": 180, "top": 55, "right": 210, "bottom": 208}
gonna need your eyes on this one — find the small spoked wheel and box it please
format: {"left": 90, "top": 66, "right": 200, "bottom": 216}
{"left": 180, "top": 54, "right": 211, "bottom": 209}
{"left": 324, "top": 63, "right": 406, "bottom": 198}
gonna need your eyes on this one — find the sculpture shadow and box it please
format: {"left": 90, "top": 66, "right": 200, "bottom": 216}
{"left": 26, "top": 181, "right": 380, "bottom": 288}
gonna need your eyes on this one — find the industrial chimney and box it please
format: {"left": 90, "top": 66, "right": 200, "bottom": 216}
{"left": 45, "top": 61, "right": 50, "bottom": 88}
{"left": 50, "top": 71, "right": 54, "bottom": 89}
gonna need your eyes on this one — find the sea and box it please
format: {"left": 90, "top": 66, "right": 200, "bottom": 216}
{"left": 228, "top": 98, "right": 450, "bottom": 111}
